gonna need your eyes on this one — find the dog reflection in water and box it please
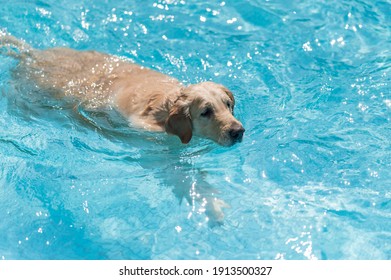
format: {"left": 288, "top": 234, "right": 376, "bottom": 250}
{"left": 1, "top": 34, "right": 243, "bottom": 224}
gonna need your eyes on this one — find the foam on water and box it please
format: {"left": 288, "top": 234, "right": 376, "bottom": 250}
{"left": 0, "top": 0, "right": 390, "bottom": 259}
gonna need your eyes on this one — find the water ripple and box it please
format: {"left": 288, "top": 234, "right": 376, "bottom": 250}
{"left": 1, "top": 0, "right": 390, "bottom": 260}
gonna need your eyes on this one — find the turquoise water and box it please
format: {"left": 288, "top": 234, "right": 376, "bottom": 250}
{"left": 0, "top": 0, "right": 390, "bottom": 259}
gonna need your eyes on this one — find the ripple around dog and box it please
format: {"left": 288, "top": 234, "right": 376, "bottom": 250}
{"left": 0, "top": 0, "right": 390, "bottom": 260}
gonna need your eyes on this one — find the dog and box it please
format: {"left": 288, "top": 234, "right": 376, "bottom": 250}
{"left": 1, "top": 34, "right": 245, "bottom": 146}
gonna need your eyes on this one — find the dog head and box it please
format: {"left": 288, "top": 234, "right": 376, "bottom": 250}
{"left": 165, "top": 81, "right": 245, "bottom": 146}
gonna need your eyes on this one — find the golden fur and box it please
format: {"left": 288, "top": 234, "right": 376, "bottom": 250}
{"left": 1, "top": 35, "right": 244, "bottom": 146}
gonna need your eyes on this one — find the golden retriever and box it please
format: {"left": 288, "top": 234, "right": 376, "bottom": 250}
{"left": 1, "top": 34, "right": 245, "bottom": 146}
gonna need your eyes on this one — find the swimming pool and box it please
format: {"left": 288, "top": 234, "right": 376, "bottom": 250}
{"left": 0, "top": 0, "right": 390, "bottom": 260}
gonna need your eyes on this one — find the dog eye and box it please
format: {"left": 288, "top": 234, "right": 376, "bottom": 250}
{"left": 200, "top": 107, "right": 213, "bottom": 118}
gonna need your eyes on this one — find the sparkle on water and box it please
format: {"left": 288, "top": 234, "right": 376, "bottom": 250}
{"left": 0, "top": 0, "right": 390, "bottom": 260}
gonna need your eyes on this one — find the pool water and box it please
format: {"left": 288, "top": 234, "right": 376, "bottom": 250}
{"left": 0, "top": 0, "right": 390, "bottom": 260}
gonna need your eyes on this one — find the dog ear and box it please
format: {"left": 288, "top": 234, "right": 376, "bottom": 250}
{"left": 165, "top": 103, "right": 192, "bottom": 144}
{"left": 223, "top": 87, "right": 235, "bottom": 106}
{"left": 221, "top": 86, "right": 235, "bottom": 114}
{"left": 214, "top": 83, "right": 235, "bottom": 110}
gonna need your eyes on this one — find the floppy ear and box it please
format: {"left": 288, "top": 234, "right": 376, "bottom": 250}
{"left": 165, "top": 103, "right": 192, "bottom": 144}
{"left": 221, "top": 86, "right": 236, "bottom": 114}
{"left": 223, "top": 87, "right": 235, "bottom": 106}
{"left": 215, "top": 83, "right": 235, "bottom": 109}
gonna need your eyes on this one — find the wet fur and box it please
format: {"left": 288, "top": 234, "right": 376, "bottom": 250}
{"left": 1, "top": 34, "right": 244, "bottom": 146}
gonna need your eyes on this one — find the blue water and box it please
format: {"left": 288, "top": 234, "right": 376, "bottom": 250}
{"left": 0, "top": 0, "right": 390, "bottom": 260}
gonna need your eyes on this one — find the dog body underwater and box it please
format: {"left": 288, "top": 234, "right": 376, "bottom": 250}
{"left": 0, "top": 35, "right": 244, "bottom": 146}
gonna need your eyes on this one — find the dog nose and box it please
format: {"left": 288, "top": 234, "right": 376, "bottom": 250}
{"left": 229, "top": 124, "right": 245, "bottom": 142}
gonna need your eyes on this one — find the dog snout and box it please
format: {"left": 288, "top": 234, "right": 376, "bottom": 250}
{"left": 229, "top": 124, "right": 245, "bottom": 143}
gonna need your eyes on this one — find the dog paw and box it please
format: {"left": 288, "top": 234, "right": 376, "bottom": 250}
{"left": 206, "top": 198, "right": 230, "bottom": 224}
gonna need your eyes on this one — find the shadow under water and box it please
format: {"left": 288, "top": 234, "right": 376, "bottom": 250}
{"left": 5, "top": 75, "right": 230, "bottom": 228}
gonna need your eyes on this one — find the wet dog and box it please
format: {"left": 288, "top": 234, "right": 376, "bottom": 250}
{"left": 1, "top": 34, "right": 244, "bottom": 146}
